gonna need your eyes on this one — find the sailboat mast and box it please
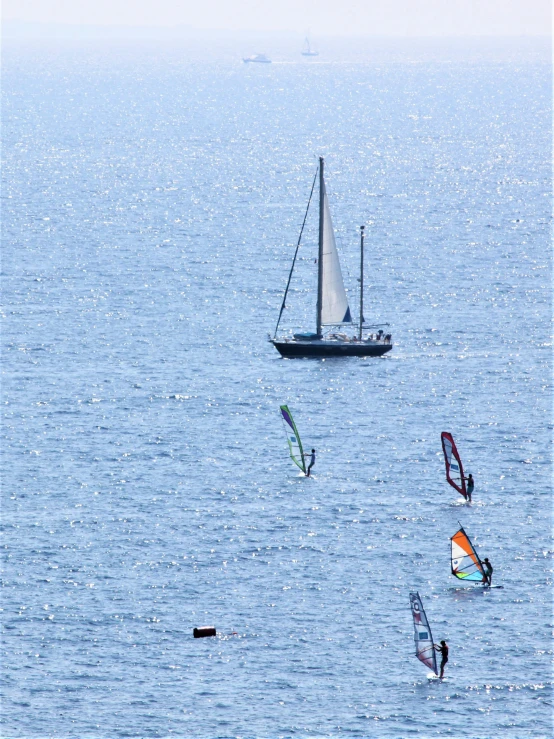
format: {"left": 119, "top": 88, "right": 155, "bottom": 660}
{"left": 316, "top": 157, "right": 324, "bottom": 338}
{"left": 359, "top": 225, "right": 365, "bottom": 339}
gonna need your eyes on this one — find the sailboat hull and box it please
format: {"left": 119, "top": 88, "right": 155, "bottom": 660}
{"left": 272, "top": 339, "right": 392, "bottom": 358}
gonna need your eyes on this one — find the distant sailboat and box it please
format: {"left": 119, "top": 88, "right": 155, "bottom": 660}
{"left": 301, "top": 36, "right": 319, "bottom": 56}
{"left": 271, "top": 158, "right": 392, "bottom": 358}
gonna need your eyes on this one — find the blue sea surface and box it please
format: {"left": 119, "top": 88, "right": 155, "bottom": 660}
{"left": 2, "top": 37, "right": 552, "bottom": 738}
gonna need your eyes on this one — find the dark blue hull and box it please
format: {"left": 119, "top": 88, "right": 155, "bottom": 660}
{"left": 272, "top": 339, "right": 392, "bottom": 358}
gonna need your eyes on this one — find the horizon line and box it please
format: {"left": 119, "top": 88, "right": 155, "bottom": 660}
{"left": 2, "top": 20, "right": 552, "bottom": 39}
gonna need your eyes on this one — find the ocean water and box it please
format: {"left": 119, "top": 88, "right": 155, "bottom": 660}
{"left": 1, "top": 38, "right": 552, "bottom": 738}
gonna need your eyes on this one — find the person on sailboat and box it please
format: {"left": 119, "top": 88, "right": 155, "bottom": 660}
{"left": 464, "top": 473, "right": 474, "bottom": 501}
{"left": 434, "top": 640, "right": 449, "bottom": 678}
{"left": 303, "top": 449, "right": 316, "bottom": 477}
{"left": 482, "top": 557, "right": 493, "bottom": 586}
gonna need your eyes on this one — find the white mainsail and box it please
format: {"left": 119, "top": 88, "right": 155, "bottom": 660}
{"left": 321, "top": 181, "right": 352, "bottom": 325}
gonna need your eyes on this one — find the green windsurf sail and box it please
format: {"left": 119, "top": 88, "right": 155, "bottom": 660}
{"left": 280, "top": 405, "right": 307, "bottom": 474}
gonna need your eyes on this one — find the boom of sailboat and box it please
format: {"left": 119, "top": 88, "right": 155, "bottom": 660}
{"left": 271, "top": 158, "right": 393, "bottom": 358}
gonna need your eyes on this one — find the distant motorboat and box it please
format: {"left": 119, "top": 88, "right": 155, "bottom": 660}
{"left": 243, "top": 54, "right": 272, "bottom": 64}
{"left": 301, "top": 36, "right": 319, "bottom": 57}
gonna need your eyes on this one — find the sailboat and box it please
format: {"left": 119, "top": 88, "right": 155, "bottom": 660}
{"left": 271, "top": 158, "right": 393, "bottom": 358}
{"left": 301, "top": 36, "right": 319, "bottom": 56}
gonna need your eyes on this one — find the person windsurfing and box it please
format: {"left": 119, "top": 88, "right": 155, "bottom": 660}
{"left": 303, "top": 448, "right": 316, "bottom": 477}
{"left": 434, "top": 640, "right": 449, "bottom": 679}
{"left": 482, "top": 557, "right": 493, "bottom": 586}
{"left": 464, "top": 473, "right": 474, "bottom": 502}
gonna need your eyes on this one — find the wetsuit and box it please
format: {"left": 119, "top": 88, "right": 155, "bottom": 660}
{"left": 467, "top": 477, "right": 474, "bottom": 500}
{"left": 484, "top": 562, "right": 493, "bottom": 585}
{"left": 306, "top": 451, "right": 315, "bottom": 476}
{"left": 438, "top": 644, "right": 449, "bottom": 677}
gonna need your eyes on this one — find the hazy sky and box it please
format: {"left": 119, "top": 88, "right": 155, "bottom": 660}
{"left": 4, "top": 0, "right": 551, "bottom": 36}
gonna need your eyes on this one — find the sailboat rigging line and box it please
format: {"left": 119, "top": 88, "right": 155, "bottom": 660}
{"left": 273, "top": 165, "right": 319, "bottom": 339}
{"left": 316, "top": 158, "right": 325, "bottom": 338}
{"left": 359, "top": 225, "right": 365, "bottom": 340}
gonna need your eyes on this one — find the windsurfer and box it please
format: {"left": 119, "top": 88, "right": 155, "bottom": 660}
{"left": 304, "top": 449, "right": 316, "bottom": 476}
{"left": 434, "top": 640, "right": 449, "bottom": 678}
{"left": 482, "top": 557, "right": 493, "bottom": 585}
{"left": 464, "top": 473, "right": 474, "bottom": 501}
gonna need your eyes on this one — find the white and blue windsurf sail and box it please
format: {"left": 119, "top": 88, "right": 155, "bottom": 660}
{"left": 280, "top": 405, "right": 307, "bottom": 474}
{"left": 409, "top": 592, "right": 439, "bottom": 675}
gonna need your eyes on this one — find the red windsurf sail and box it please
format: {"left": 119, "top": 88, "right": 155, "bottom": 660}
{"left": 441, "top": 432, "right": 467, "bottom": 499}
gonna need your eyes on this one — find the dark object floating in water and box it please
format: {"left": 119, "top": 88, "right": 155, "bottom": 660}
{"left": 193, "top": 626, "right": 216, "bottom": 638}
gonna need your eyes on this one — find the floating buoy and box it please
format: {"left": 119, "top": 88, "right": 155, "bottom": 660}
{"left": 193, "top": 626, "right": 216, "bottom": 638}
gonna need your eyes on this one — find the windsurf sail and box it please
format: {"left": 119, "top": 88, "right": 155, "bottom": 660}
{"left": 441, "top": 432, "right": 467, "bottom": 499}
{"left": 280, "top": 405, "right": 307, "bottom": 474}
{"left": 451, "top": 525, "right": 487, "bottom": 583}
{"left": 409, "top": 592, "right": 439, "bottom": 675}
